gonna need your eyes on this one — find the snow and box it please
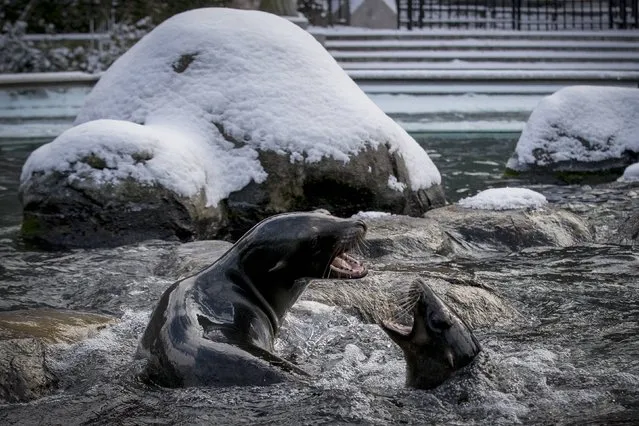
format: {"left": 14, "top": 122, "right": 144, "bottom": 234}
{"left": 20, "top": 119, "right": 266, "bottom": 205}
{"left": 351, "top": 211, "right": 392, "bottom": 219}
{"left": 387, "top": 175, "right": 406, "bottom": 192}
{"left": 325, "top": 39, "right": 639, "bottom": 50}
{"left": 67, "top": 8, "right": 439, "bottom": 202}
{"left": 619, "top": 163, "right": 639, "bottom": 182}
{"left": 345, "top": 70, "right": 639, "bottom": 80}
{"left": 508, "top": 86, "right": 639, "bottom": 168}
{"left": 338, "top": 62, "right": 639, "bottom": 71}
{"left": 370, "top": 94, "right": 540, "bottom": 114}
{"left": 458, "top": 187, "right": 548, "bottom": 210}
{"left": 331, "top": 50, "right": 639, "bottom": 61}
{"left": 309, "top": 26, "right": 639, "bottom": 38}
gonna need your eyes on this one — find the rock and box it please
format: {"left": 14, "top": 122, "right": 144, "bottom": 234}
{"left": 426, "top": 205, "right": 594, "bottom": 253}
{"left": 357, "top": 204, "right": 593, "bottom": 260}
{"left": 304, "top": 271, "right": 519, "bottom": 329}
{"left": 0, "top": 338, "right": 57, "bottom": 403}
{"left": 505, "top": 86, "right": 639, "bottom": 184}
{"left": 0, "top": 309, "right": 114, "bottom": 402}
{"left": 19, "top": 8, "right": 444, "bottom": 248}
{"left": 359, "top": 214, "right": 453, "bottom": 261}
{"left": 616, "top": 213, "right": 639, "bottom": 245}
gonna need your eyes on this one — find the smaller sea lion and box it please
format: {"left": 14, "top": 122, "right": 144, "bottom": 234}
{"left": 380, "top": 278, "right": 481, "bottom": 389}
{"left": 136, "top": 211, "right": 367, "bottom": 387}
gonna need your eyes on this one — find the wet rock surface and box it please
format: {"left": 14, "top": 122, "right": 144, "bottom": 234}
{"left": 425, "top": 205, "right": 594, "bottom": 253}
{"left": 0, "top": 309, "right": 114, "bottom": 402}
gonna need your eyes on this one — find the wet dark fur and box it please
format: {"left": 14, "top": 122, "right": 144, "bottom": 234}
{"left": 137, "top": 211, "right": 366, "bottom": 387}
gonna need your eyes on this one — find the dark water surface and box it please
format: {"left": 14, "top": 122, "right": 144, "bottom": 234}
{"left": 0, "top": 134, "right": 638, "bottom": 425}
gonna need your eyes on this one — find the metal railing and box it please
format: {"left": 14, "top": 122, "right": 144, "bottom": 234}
{"left": 398, "top": 0, "right": 639, "bottom": 30}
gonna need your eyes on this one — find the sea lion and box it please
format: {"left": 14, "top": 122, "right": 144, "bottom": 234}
{"left": 136, "top": 211, "right": 367, "bottom": 387}
{"left": 380, "top": 278, "right": 481, "bottom": 389}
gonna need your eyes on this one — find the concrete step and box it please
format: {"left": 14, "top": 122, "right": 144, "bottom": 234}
{"left": 339, "top": 61, "right": 639, "bottom": 70}
{"left": 315, "top": 28, "right": 639, "bottom": 42}
{"left": 325, "top": 39, "right": 639, "bottom": 51}
{"left": 352, "top": 69, "right": 639, "bottom": 95}
{"left": 331, "top": 49, "right": 639, "bottom": 62}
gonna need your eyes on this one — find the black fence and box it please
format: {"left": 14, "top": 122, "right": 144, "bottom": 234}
{"left": 398, "top": 0, "right": 639, "bottom": 30}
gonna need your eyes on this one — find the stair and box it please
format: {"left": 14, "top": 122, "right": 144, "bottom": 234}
{"left": 310, "top": 28, "right": 639, "bottom": 132}
{"left": 316, "top": 29, "right": 639, "bottom": 95}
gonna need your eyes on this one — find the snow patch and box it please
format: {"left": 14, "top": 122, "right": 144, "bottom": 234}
{"left": 458, "top": 187, "right": 548, "bottom": 210}
{"left": 387, "top": 175, "right": 406, "bottom": 192}
{"left": 352, "top": 211, "right": 392, "bottom": 219}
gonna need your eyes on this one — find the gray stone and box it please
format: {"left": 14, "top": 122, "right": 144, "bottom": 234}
{"left": 304, "top": 272, "right": 519, "bottom": 330}
{"left": 358, "top": 205, "right": 593, "bottom": 261}
{"left": 0, "top": 339, "right": 57, "bottom": 403}
{"left": 20, "top": 172, "right": 223, "bottom": 249}
{"left": 425, "top": 205, "right": 594, "bottom": 253}
{"left": 0, "top": 309, "right": 114, "bottom": 402}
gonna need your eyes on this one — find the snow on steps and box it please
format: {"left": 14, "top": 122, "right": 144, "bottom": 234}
{"left": 312, "top": 28, "right": 639, "bottom": 95}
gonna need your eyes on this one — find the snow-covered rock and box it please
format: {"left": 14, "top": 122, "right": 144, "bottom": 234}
{"left": 19, "top": 8, "right": 444, "bottom": 247}
{"left": 458, "top": 187, "right": 547, "bottom": 211}
{"left": 506, "top": 86, "right": 639, "bottom": 183}
{"left": 619, "top": 162, "right": 639, "bottom": 183}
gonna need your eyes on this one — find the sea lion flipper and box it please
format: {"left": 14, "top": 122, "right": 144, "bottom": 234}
{"left": 240, "top": 343, "right": 310, "bottom": 378}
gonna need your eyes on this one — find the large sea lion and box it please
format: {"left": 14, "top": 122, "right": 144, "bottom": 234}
{"left": 380, "top": 278, "right": 481, "bottom": 389}
{"left": 136, "top": 211, "right": 367, "bottom": 387}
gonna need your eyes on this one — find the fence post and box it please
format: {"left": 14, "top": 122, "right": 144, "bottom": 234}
{"left": 622, "top": 0, "right": 628, "bottom": 28}
{"left": 511, "top": 0, "right": 520, "bottom": 30}
{"left": 407, "top": 0, "right": 413, "bottom": 30}
{"left": 609, "top": 0, "right": 614, "bottom": 28}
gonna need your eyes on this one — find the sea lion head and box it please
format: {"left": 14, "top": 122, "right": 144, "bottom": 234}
{"left": 235, "top": 210, "right": 368, "bottom": 281}
{"left": 380, "top": 278, "right": 481, "bottom": 389}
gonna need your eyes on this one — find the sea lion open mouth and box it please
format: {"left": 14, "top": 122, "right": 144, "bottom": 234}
{"left": 330, "top": 252, "right": 367, "bottom": 279}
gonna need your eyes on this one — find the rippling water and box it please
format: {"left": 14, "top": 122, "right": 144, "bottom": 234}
{"left": 0, "top": 134, "right": 638, "bottom": 425}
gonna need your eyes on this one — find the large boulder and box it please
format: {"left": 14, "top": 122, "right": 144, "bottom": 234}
{"left": 19, "top": 8, "right": 444, "bottom": 248}
{"left": 505, "top": 86, "right": 639, "bottom": 184}
{"left": 0, "top": 309, "right": 114, "bottom": 402}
